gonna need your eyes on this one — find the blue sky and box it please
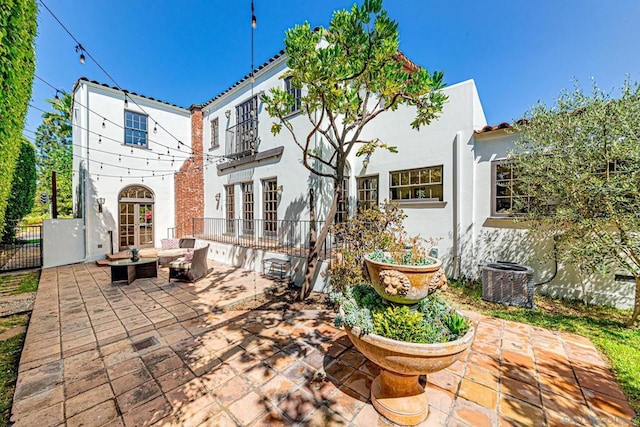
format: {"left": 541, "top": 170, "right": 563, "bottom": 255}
{"left": 27, "top": 0, "right": 640, "bottom": 132}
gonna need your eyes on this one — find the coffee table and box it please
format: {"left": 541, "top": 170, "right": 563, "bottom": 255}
{"left": 109, "top": 257, "right": 158, "bottom": 285}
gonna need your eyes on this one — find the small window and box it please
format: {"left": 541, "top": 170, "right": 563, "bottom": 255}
{"left": 210, "top": 118, "right": 219, "bottom": 149}
{"left": 492, "top": 160, "right": 531, "bottom": 216}
{"left": 124, "top": 111, "right": 148, "bottom": 147}
{"left": 263, "top": 179, "right": 278, "bottom": 237}
{"left": 357, "top": 175, "right": 379, "bottom": 211}
{"left": 242, "top": 182, "right": 254, "bottom": 236}
{"left": 389, "top": 166, "right": 443, "bottom": 201}
{"left": 284, "top": 76, "right": 301, "bottom": 114}
{"left": 335, "top": 178, "right": 349, "bottom": 224}
{"left": 225, "top": 185, "right": 235, "bottom": 233}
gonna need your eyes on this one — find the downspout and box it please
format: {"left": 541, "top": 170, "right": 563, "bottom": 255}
{"left": 452, "top": 131, "right": 463, "bottom": 279}
{"left": 83, "top": 83, "right": 90, "bottom": 261}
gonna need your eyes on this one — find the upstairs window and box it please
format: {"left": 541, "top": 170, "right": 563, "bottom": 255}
{"left": 124, "top": 111, "right": 148, "bottom": 147}
{"left": 390, "top": 166, "right": 443, "bottom": 201}
{"left": 284, "top": 76, "right": 301, "bottom": 114}
{"left": 234, "top": 96, "right": 258, "bottom": 155}
{"left": 210, "top": 118, "right": 219, "bottom": 149}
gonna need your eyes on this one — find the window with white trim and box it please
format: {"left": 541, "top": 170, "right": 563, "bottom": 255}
{"left": 124, "top": 111, "right": 148, "bottom": 147}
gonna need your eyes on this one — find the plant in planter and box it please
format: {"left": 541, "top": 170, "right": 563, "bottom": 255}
{"left": 329, "top": 203, "right": 474, "bottom": 426}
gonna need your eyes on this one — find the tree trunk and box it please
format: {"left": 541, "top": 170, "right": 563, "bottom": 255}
{"left": 298, "top": 188, "right": 340, "bottom": 300}
{"left": 626, "top": 275, "right": 640, "bottom": 327}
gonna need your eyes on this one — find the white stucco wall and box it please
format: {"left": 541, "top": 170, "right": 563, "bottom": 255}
{"left": 72, "top": 81, "right": 192, "bottom": 262}
{"left": 42, "top": 219, "right": 84, "bottom": 268}
{"left": 472, "top": 130, "right": 634, "bottom": 308}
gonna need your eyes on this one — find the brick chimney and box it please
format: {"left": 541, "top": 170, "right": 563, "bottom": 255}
{"left": 175, "top": 106, "right": 204, "bottom": 237}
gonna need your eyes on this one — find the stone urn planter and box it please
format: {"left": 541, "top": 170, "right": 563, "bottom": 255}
{"left": 345, "top": 322, "right": 474, "bottom": 425}
{"left": 364, "top": 255, "right": 447, "bottom": 304}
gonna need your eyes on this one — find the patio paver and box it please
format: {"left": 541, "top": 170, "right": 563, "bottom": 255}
{"left": 10, "top": 262, "right": 636, "bottom": 426}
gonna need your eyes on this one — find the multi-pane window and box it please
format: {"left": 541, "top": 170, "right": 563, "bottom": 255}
{"left": 390, "top": 166, "right": 443, "bottom": 201}
{"left": 225, "top": 185, "right": 235, "bottom": 233}
{"left": 210, "top": 118, "right": 219, "bottom": 149}
{"left": 242, "top": 182, "right": 254, "bottom": 236}
{"left": 492, "top": 161, "right": 531, "bottom": 216}
{"left": 357, "top": 175, "right": 379, "bottom": 211}
{"left": 284, "top": 76, "right": 301, "bottom": 114}
{"left": 335, "top": 178, "right": 349, "bottom": 224}
{"left": 124, "top": 111, "right": 148, "bottom": 147}
{"left": 235, "top": 96, "right": 257, "bottom": 155}
{"left": 263, "top": 179, "right": 278, "bottom": 237}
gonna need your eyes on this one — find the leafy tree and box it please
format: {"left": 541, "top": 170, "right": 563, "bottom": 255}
{"left": 513, "top": 79, "right": 640, "bottom": 327}
{"left": 262, "top": 0, "right": 447, "bottom": 299}
{"left": 0, "top": 0, "right": 37, "bottom": 240}
{"left": 32, "top": 92, "right": 73, "bottom": 217}
{"left": 2, "top": 138, "right": 36, "bottom": 242}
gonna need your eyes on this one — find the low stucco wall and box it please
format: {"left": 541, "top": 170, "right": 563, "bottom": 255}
{"left": 43, "top": 219, "right": 84, "bottom": 268}
{"left": 200, "top": 239, "right": 330, "bottom": 292}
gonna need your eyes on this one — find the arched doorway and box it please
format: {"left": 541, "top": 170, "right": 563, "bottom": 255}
{"left": 118, "top": 185, "right": 154, "bottom": 249}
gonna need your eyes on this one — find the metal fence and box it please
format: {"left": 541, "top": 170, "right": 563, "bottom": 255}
{"left": 0, "top": 223, "right": 42, "bottom": 271}
{"left": 176, "top": 218, "right": 336, "bottom": 261}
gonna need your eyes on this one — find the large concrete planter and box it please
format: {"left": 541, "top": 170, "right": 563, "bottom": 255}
{"left": 364, "top": 255, "right": 446, "bottom": 304}
{"left": 345, "top": 323, "right": 474, "bottom": 425}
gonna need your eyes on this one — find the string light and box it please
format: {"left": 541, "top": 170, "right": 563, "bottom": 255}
{"left": 124, "top": 93, "right": 128, "bottom": 107}
{"left": 251, "top": 0, "right": 257, "bottom": 29}
{"left": 98, "top": 135, "right": 102, "bottom": 143}
{"left": 153, "top": 122, "right": 157, "bottom": 134}
{"left": 54, "top": 90, "right": 60, "bottom": 100}
{"left": 102, "top": 118, "right": 106, "bottom": 128}
{"left": 75, "top": 44, "right": 85, "bottom": 64}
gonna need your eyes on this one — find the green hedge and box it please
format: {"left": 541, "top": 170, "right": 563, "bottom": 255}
{"left": 2, "top": 139, "right": 36, "bottom": 242}
{"left": 0, "top": 0, "right": 37, "bottom": 241}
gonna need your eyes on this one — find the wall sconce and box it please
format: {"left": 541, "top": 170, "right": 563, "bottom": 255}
{"left": 276, "top": 185, "right": 283, "bottom": 196}
{"left": 97, "top": 197, "right": 106, "bottom": 213}
{"left": 215, "top": 193, "right": 221, "bottom": 202}
{"left": 225, "top": 110, "right": 231, "bottom": 119}
{"left": 362, "top": 154, "right": 371, "bottom": 169}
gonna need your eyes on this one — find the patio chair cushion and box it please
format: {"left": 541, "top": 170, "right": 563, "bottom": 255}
{"left": 183, "top": 249, "right": 194, "bottom": 262}
{"left": 168, "top": 258, "right": 191, "bottom": 270}
{"left": 161, "top": 239, "right": 180, "bottom": 250}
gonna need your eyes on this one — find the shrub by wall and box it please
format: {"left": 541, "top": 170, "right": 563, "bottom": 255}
{"left": 2, "top": 139, "right": 36, "bottom": 242}
{"left": 0, "top": 0, "right": 37, "bottom": 240}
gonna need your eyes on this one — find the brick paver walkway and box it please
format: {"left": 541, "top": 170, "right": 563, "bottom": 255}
{"left": 10, "top": 262, "right": 636, "bottom": 426}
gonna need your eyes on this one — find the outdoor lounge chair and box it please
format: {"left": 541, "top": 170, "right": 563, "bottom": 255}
{"left": 168, "top": 245, "right": 211, "bottom": 282}
{"left": 158, "top": 237, "right": 196, "bottom": 266}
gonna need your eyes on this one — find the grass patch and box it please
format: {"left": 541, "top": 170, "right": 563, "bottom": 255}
{"left": 444, "top": 278, "right": 639, "bottom": 424}
{"left": 0, "top": 325, "right": 27, "bottom": 425}
{"left": 0, "top": 272, "right": 39, "bottom": 296}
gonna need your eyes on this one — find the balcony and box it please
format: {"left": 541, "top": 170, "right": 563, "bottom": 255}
{"left": 225, "top": 119, "right": 258, "bottom": 159}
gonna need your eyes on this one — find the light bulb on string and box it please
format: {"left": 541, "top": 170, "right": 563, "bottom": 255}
{"left": 75, "top": 44, "right": 85, "bottom": 64}
{"left": 127, "top": 168, "right": 130, "bottom": 175}
{"left": 102, "top": 118, "right": 106, "bottom": 128}
{"left": 146, "top": 159, "right": 149, "bottom": 166}
{"left": 153, "top": 122, "right": 157, "bottom": 134}
{"left": 54, "top": 90, "right": 60, "bottom": 101}
{"left": 118, "top": 155, "right": 121, "bottom": 162}
{"left": 98, "top": 135, "right": 102, "bottom": 144}
{"left": 120, "top": 176, "right": 122, "bottom": 182}
{"left": 100, "top": 163, "right": 103, "bottom": 169}
{"left": 130, "top": 148, "right": 133, "bottom": 155}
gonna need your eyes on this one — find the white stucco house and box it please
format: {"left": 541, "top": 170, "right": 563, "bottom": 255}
{"left": 67, "top": 50, "right": 634, "bottom": 309}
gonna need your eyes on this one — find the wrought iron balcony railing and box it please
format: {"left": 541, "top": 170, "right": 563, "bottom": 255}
{"left": 225, "top": 119, "right": 258, "bottom": 159}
